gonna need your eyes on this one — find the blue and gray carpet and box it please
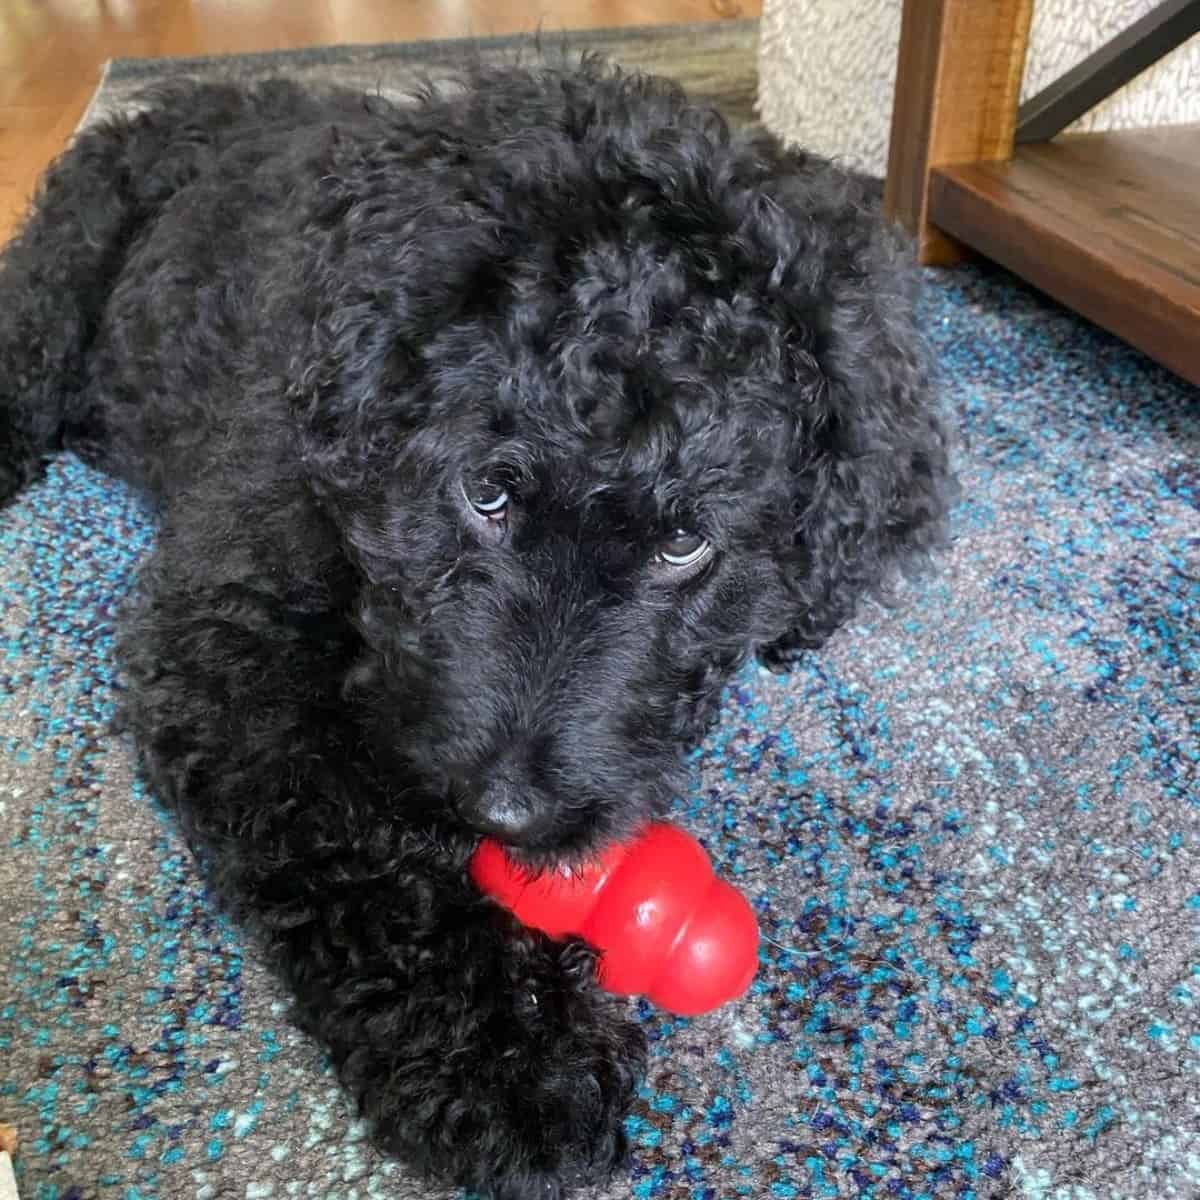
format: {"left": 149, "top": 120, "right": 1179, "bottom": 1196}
{"left": 2, "top": 27, "right": 1199, "bottom": 1200}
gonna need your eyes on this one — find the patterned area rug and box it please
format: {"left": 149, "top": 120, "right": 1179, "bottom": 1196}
{"left": 3, "top": 25, "right": 1199, "bottom": 1200}
{"left": 79, "top": 23, "right": 761, "bottom": 129}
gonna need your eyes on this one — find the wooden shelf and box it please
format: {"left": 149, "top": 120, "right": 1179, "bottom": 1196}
{"left": 928, "top": 123, "right": 1200, "bottom": 386}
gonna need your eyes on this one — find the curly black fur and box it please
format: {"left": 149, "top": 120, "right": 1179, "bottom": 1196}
{"left": 0, "top": 62, "right": 952, "bottom": 1198}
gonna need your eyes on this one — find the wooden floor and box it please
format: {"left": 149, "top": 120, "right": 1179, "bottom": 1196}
{"left": 0, "top": 0, "right": 758, "bottom": 242}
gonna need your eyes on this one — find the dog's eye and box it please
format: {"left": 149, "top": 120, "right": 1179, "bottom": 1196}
{"left": 657, "top": 530, "right": 711, "bottom": 568}
{"left": 463, "top": 479, "right": 509, "bottom": 522}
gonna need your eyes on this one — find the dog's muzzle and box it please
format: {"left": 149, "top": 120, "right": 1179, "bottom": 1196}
{"left": 454, "top": 751, "right": 552, "bottom": 845}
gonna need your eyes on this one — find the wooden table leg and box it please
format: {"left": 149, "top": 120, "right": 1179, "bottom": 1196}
{"left": 883, "top": 0, "right": 1035, "bottom": 264}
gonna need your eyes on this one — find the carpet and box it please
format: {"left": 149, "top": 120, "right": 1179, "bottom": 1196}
{"left": 2, "top": 24, "right": 1199, "bottom": 1200}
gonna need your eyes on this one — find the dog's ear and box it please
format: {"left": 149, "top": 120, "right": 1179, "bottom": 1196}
{"left": 287, "top": 179, "right": 498, "bottom": 482}
{"left": 759, "top": 204, "right": 953, "bottom": 671}
{"left": 277, "top": 133, "right": 512, "bottom": 570}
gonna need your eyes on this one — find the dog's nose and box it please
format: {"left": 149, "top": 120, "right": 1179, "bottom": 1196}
{"left": 464, "top": 790, "right": 541, "bottom": 841}
{"left": 457, "top": 752, "right": 549, "bottom": 844}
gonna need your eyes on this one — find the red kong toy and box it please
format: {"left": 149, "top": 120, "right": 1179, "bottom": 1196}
{"left": 470, "top": 822, "right": 759, "bottom": 1016}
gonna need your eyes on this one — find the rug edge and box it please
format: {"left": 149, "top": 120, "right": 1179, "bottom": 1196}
{"left": 100, "top": 19, "right": 759, "bottom": 83}
{"left": 75, "top": 60, "right": 114, "bottom": 134}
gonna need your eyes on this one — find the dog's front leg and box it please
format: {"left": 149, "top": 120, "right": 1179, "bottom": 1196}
{"left": 296, "top": 876, "right": 647, "bottom": 1200}
{"left": 117, "top": 513, "right": 645, "bottom": 1200}
{"left": 235, "top": 824, "right": 646, "bottom": 1199}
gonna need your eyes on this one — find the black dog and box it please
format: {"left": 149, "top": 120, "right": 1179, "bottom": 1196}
{"left": 0, "top": 62, "right": 950, "bottom": 1198}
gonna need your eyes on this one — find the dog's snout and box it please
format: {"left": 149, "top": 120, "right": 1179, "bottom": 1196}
{"left": 458, "top": 750, "right": 550, "bottom": 844}
{"left": 465, "top": 792, "right": 539, "bottom": 841}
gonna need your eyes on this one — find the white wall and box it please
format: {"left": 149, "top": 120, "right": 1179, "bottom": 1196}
{"left": 757, "top": 0, "right": 1200, "bottom": 176}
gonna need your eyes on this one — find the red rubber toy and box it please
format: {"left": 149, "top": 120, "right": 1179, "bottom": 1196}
{"left": 470, "top": 823, "right": 759, "bottom": 1016}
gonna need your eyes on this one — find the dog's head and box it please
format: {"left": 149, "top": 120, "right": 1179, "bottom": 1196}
{"left": 291, "top": 65, "right": 951, "bottom": 860}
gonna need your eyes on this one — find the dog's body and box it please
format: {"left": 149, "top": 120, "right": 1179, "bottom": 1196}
{"left": 0, "top": 65, "right": 950, "bottom": 1198}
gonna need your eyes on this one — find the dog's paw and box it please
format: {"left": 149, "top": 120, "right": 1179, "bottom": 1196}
{"left": 362, "top": 937, "right": 646, "bottom": 1200}
{"left": 458, "top": 942, "right": 645, "bottom": 1198}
